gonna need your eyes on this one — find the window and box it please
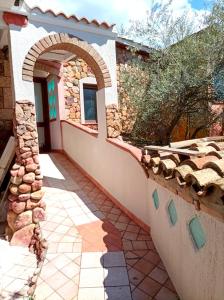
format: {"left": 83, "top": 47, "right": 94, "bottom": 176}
{"left": 83, "top": 84, "right": 97, "bottom": 122}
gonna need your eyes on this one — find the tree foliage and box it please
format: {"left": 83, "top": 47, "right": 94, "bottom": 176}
{"left": 121, "top": 0, "right": 224, "bottom": 145}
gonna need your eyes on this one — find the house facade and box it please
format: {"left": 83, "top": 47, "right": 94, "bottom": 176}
{"left": 0, "top": 1, "right": 224, "bottom": 300}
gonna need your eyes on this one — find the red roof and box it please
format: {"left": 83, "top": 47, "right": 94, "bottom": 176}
{"left": 142, "top": 137, "right": 224, "bottom": 221}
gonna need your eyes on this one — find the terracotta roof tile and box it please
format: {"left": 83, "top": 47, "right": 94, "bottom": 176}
{"left": 181, "top": 155, "right": 218, "bottom": 170}
{"left": 28, "top": 6, "right": 115, "bottom": 30}
{"left": 142, "top": 137, "right": 224, "bottom": 220}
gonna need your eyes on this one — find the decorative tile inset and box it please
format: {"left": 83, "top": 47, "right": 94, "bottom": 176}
{"left": 168, "top": 200, "right": 177, "bottom": 225}
{"left": 153, "top": 189, "right": 159, "bottom": 209}
{"left": 189, "top": 216, "right": 206, "bottom": 249}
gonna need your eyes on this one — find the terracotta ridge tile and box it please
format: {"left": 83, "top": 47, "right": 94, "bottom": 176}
{"left": 28, "top": 6, "right": 115, "bottom": 29}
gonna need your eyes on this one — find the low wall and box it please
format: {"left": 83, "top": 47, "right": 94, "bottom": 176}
{"left": 61, "top": 120, "right": 149, "bottom": 227}
{"left": 147, "top": 180, "right": 224, "bottom": 300}
{"left": 61, "top": 120, "right": 224, "bottom": 300}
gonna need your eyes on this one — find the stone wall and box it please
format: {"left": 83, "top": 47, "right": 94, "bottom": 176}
{"left": 63, "top": 58, "right": 97, "bottom": 130}
{"left": 106, "top": 104, "right": 122, "bottom": 138}
{"left": 0, "top": 48, "right": 13, "bottom": 156}
{"left": 63, "top": 47, "right": 147, "bottom": 136}
{"left": 7, "top": 101, "right": 46, "bottom": 248}
{"left": 116, "top": 46, "right": 141, "bottom": 135}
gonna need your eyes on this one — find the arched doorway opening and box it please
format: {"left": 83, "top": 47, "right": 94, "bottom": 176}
{"left": 22, "top": 33, "right": 112, "bottom": 151}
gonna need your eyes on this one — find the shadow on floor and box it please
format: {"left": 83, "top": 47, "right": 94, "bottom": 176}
{"left": 40, "top": 153, "right": 179, "bottom": 300}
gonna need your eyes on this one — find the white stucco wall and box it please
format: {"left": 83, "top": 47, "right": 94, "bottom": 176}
{"left": 62, "top": 121, "right": 224, "bottom": 300}
{"left": 147, "top": 181, "right": 224, "bottom": 300}
{"left": 8, "top": 18, "right": 118, "bottom": 105}
{"left": 62, "top": 121, "right": 149, "bottom": 225}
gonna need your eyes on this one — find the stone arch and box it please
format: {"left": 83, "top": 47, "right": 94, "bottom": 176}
{"left": 22, "top": 33, "right": 112, "bottom": 90}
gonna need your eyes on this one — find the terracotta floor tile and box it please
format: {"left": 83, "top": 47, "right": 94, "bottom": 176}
{"left": 78, "top": 287, "right": 105, "bottom": 300}
{"left": 128, "top": 267, "right": 145, "bottom": 286}
{"left": 39, "top": 263, "right": 58, "bottom": 280}
{"left": 138, "top": 277, "right": 161, "bottom": 297}
{"left": 154, "top": 287, "right": 179, "bottom": 300}
{"left": 126, "top": 224, "right": 141, "bottom": 233}
{"left": 149, "top": 267, "right": 168, "bottom": 284}
{"left": 158, "top": 260, "right": 166, "bottom": 270}
{"left": 132, "top": 287, "right": 153, "bottom": 300}
{"left": 146, "top": 240, "right": 156, "bottom": 251}
{"left": 57, "top": 242, "right": 74, "bottom": 253}
{"left": 132, "top": 250, "right": 149, "bottom": 258}
{"left": 115, "top": 222, "right": 128, "bottom": 231}
{"left": 134, "top": 258, "right": 155, "bottom": 275}
{"left": 47, "top": 242, "right": 60, "bottom": 253}
{"left": 105, "top": 286, "right": 132, "bottom": 300}
{"left": 57, "top": 280, "right": 79, "bottom": 300}
{"left": 104, "top": 266, "right": 129, "bottom": 287}
{"left": 124, "top": 251, "right": 138, "bottom": 259}
{"left": 137, "top": 234, "right": 152, "bottom": 241}
{"left": 126, "top": 258, "right": 139, "bottom": 267}
{"left": 79, "top": 268, "right": 104, "bottom": 288}
{"left": 103, "top": 251, "right": 126, "bottom": 267}
{"left": 164, "top": 278, "right": 177, "bottom": 293}
{"left": 122, "top": 240, "right": 133, "bottom": 251}
{"left": 107, "top": 213, "right": 119, "bottom": 222}
{"left": 81, "top": 252, "right": 103, "bottom": 268}
{"left": 61, "top": 262, "right": 80, "bottom": 278}
{"left": 52, "top": 254, "right": 71, "bottom": 270}
{"left": 46, "top": 291, "right": 64, "bottom": 300}
{"left": 46, "top": 271, "right": 70, "bottom": 290}
{"left": 123, "top": 231, "right": 138, "bottom": 241}
{"left": 36, "top": 153, "right": 179, "bottom": 300}
{"left": 132, "top": 240, "right": 148, "bottom": 250}
{"left": 144, "top": 250, "right": 161, "bottom": 265}
{"left": 118, "top": 215, "right": 131, "bottom": 224}
{"left": 110, "top": 207, "right": 122, "bottom": 215}
{"left": 34, "top": 281, "right": 55, "bottom": 299}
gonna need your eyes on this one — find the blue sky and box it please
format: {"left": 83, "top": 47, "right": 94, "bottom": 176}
{"left": 26, "top": 0, "right": 209, "bottom": 27}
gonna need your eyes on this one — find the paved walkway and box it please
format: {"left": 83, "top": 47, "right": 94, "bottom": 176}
{"left": 35, "top": 153, "right": 179, "bottom": 300}
{"left": 0, "top": 239, "right": 37, "bottom": 299}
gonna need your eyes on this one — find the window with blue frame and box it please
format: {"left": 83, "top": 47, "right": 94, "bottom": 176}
{"left": 47, "top": 79, "right": 57, "bottom": 120}
{"left": 83, "top": 84, "right": 97, "bottom": 122}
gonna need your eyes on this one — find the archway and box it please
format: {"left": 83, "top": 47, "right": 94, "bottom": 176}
{"left": 22, "top": 33, "right": 112, "bottom": 89}
{"left": 22, "top": 33, "right": 113, "bottom": 151}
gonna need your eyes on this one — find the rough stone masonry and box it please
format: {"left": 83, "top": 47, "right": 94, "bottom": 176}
{"left": 7, "top": 101, "right": 46, "bottom": 251}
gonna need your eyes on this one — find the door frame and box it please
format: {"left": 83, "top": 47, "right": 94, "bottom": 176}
{"left": 34, "top": 77, "right": 51, "bottom": 152}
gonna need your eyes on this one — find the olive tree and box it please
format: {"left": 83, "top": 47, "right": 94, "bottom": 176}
{"left": 121, "top": 0, "right": 224, "bottom": 145}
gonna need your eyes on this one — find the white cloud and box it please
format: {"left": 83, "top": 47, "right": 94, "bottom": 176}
{"left": 25, "top": 0, "right": 80, "bottom": 15}
{"left": 25, "top": 0, "right": 207, "bottom": 28}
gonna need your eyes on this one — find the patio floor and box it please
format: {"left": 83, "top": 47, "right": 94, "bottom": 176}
{"left": 35, "top": 153, "right": 179, "bottom": 300}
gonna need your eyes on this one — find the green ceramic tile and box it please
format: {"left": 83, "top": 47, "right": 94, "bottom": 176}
{"left": 189, "top": 217, "right": 206, "bottom": 249}
{"left": 168, "top": 200, "right": 177, "bottom": 225}
{"left": 152, "top": 189, "right": 159, "bottom": 209}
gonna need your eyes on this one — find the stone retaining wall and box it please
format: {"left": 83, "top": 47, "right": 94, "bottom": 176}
{"left": 0, "top": 48, "right": 13, "bottom": 156}
{"left": 7, "top": 101, "right": 46, "bottom": 249}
